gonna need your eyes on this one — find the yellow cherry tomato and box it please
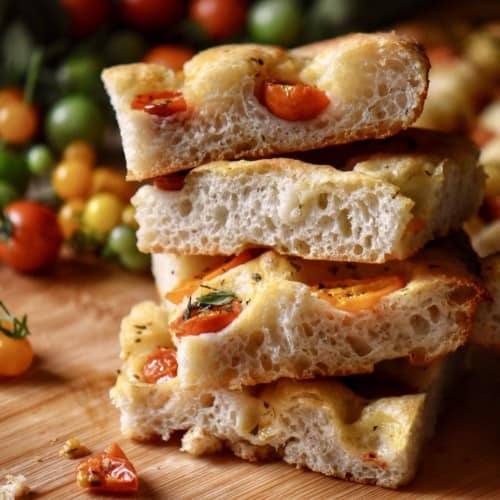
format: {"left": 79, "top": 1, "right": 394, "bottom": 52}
{"left": 90, "top": 167, "right": 137, "bottom": 202}
{"left": 58, "top": 199, "right": 85, "bottom": 239}
{"left": 0, "top": 329, "right": 33, "bottom": 377}
{"left": 82, "top": 193, "right": 124, "bottom": 234}
{"left": 121, "top": 204, "right": 138, "bottom": 229}
{"left": 0, "top": 99, "right": 38, "bottom": 144}
{"left": 52, "top": 160, "right": 93, "bottom": 200}
{"left": 63, "top": 140, "right": 96, "bottom": 166}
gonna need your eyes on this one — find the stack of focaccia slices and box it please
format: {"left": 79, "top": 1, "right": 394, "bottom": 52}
{"left": 103, "top": 32, "right": 487, "bottom": 489}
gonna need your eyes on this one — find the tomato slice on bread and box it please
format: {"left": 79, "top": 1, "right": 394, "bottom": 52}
{"left": 131, "top": 90, "right": 186, "bottom": 117}
{"left": 142, "top": 348, "right": 178, "bottom": 383}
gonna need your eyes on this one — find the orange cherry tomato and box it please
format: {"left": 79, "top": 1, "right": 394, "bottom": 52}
{"left": 189, "top": 0, "right": 248, "bottom": 40}
{"left": 480, "top": 196, "right": 500, "bottom": 222}
{"left": 313, "top": 275, "right": 406, "bottom": 312}
{"left": 62, "top": 0, "right": 112, "bottom": 37}
{"left": 143, "top": 45, "right": 195, "bottom": 71}
{"left": 260, "top": 81, "right": 330, "bottom": 121}
{"left": 171, "top": 299, "right": 242, "bottom": 337}
{"left": 0, "top": 201, "right": 63, "bottom": 273}
{"left": 131, "top": 91, "right": 187, "bottom": 117}
{"left": 76, "top": 443, "right": 138, "bottom": 493}
{"left": 141, "top": 348, "right": 178, "bottom": 383}
{"left": 0, "top": 88, "right": 23, "bottom": 106}
{"left": 153, "top": 172, "right": 188, "bottom": 191}
{"left": 0, "top": 330, "right": 33, "bottom": 378}
{"left": 166, "top": 250, "right": 257, "bottom": 304}
{"left": 120, "top": 0, "right": 184, "bottom": 31}
{"left": 0, "top": 99, "right": 38, "bottom": 144}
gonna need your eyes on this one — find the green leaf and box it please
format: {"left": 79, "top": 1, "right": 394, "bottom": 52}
{"left": 194, "top": 290, "right": 237, "bottom": 307}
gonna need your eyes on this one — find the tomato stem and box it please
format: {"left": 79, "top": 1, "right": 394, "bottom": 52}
{"left": 0, "top": 301, "right": 30, "bottom": 339}
{"left": 0, "top": 212, "right": 13, "bottom": 242}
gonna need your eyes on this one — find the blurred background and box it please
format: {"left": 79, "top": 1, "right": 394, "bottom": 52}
{"left": 0, "top": 0, "right": 498, "bottom": 273}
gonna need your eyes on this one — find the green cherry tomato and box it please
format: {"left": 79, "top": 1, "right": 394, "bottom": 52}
{"left": 248, "top": 0, "right": 303, "bottom": 46}
{"left": 120, "top": 247, "right": 150, "bottom": 273}
{"left": 104, "top": 31, "right": 149, "bottom": 65}
{"left": 0, "top": 181, "right": 20, "bottom": 209}
{"left": 0, "top": 147, "right": 30, "bottom": 192}
{"left": 56, "top": 55, "right": 104, "bottom": 95}
{"left": 45, "top": 95, "right": 106, "bottom": 151}
{"left": 107, "top": 224, "right": 138, "bottom": 255}
{"left": 26, "top": 144, "right": 56, "bottom": 175}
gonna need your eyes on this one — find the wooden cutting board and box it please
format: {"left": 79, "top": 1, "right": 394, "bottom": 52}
{"left": 1, "top": 260, "right": 500, "bottom": 499}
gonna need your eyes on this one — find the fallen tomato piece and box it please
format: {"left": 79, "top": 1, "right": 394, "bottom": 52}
{"left": 314, "top": 275, "right": 406, "bottom": 312}
{"left": 76, "top": 443, "right": 138, "bottom": 494}
{"left": 131, "top": 90, "right": 186, "bottom": 117}
{"left": 166, "top": 250, "right": 257, "bottom": 305}
{"left": 260, "top": 81, "right": 330, "bottom": 121}
{"left": 171, "top": 299, "right": 242, "bottom": 337}
{"left": 142, "top": 348, "right": 178, "bottom": 383}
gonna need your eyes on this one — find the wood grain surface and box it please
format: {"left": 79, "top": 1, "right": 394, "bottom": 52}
{"left": 1, "top": 260, "right": 500, "bottom": 499}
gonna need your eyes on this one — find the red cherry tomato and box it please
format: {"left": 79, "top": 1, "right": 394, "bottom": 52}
{"left": 61, "top": 0, "right": 112, "bottom": 37}
{"left": 143, "top": 45, "right": 195, "bottom": 71}
{"left": 131, "top": 91, "right": 187, "bottom": 117}
{"left": 189, "top": 0, "right": 247, "bottom": 40}
{"left": 260, "top": 81, "right": 330, "bottom": 121}
{"left": 142, "top": 348, "right": 178, "bottom": 383}
{"left": 0, "top": 201, "right": 63, "bottom": 273}
{"left": 76, "top": 443, "right": 138, "bottom": 493}
{"left": 120, "top": 0, "right": 184, "bottom": 31}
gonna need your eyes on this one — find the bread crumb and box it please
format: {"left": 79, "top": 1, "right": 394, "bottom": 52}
{"left": 181, "top": 428, "right": 222, "bottom": 456}
{"left": 59, "top": 438, "right": 90, "bottom": 459}
{"left": 0, "top": 474, "right": 30, "bottom": 499}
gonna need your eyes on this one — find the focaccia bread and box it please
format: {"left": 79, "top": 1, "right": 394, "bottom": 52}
{"left": 470, "top": 253, "right": 500, "bottom": 349}
{"left": 112, "top": 301, "right": 458, "bottom": 488}
{"left": 151, "top": 240, "right": 485, "bottom": 390}
{"left": 102, "top": 33, "right": 429, "bottom": 180}
{"left": 134, "top": 129, "right": 482, "bottom": 264}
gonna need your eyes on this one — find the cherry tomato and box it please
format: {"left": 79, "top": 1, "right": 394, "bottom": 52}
{"left": 58, "top": 199, "right": 85, "bottom": 239}
{"left": 121, "top": 204, "right": 138, "bottom": 229}
{"left": 142, "top": 348, "right": 178, "bottom": 383}
{"left": 91, "top": 167, "right": 137, "bottom": 202}
{"left": 57, "top": 55, "right": 103, "bottom": 95}
{"left": 166, "top": 250, "right": 256, "bottom": 304}
{"left": 0, "top": 201, "right": 63, "bottom": 273}
{"left": 62, "top": 0, "right": 112, "bottom": 37}
{"left": 313, "top": 275, "right": 406, "bottom": 312}
{"left": 26, "top": 145, "right": 55, "bottom": 176}
{"left": 131, "top": 91, "right": 187, "bottom": 117}
{"left": 480, "top": 196, "right": 500, "bottom": 222}
{"left": 248, "top": 0, "right": 303, "bottom": 46}
{"left": 0, "top": 98, "right": 38, "bottom": 144}
{"left": 52, "top": 160, "right": 93, "bottom": 200}
{"left": 82, "top": 193, "right": 124, "bottom": 234}
{"left": 260, "top": 81, "right": 330, "bottom": 121}
{"left": 76, "top": 443, "right": 138, "bottom": 493}
{"left": 143, "top": 45, "right": 195, "bottom": 71}
{"left": 0, "top": 148, "right": 30, "bottom": 192}
{"left": 153, "top": 172, "right": 187, "bottom": 191}
{"left": 171, "top": 299, "right": 242, "bottom": 337}
{"left": 63, "top": 141, "right": 96, "bottom": 166}
{"left": 119, "top": 247, "right": 150, "bottom": 272}
{"left": 120, "top": 0, "right": 184, "bottom": 31}
{"left": 46, "top": 95, "right": 106, "bottom": 150}
{"left": 105, "top": 31, "right": 148, "bottom": 66}
{"left": 0, "top": 332, "right": 33, "bottom": 377}
{"left": 0, "top": 88, "right": 23, "bottom": 107}
{"left": 107, "top": 224, "right": 137, "bottom": 255}
{"left": 190, "top": 0, "right": 247, "bottom": 40}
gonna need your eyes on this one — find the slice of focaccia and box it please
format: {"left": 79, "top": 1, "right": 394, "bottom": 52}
{"left": 470, "top": 253, "right": 500, "bottom": 349}
{"left": 151, "top": 238, "right": 485, "bottom": 390}
{"left": 134, "top": 129, "right": 482, "bottom": 264}
{"left": 102, "top": 33, "right": 429, "bottom": 181}
{"left": 112, "top": 301, "right": 460, "bottom": 489}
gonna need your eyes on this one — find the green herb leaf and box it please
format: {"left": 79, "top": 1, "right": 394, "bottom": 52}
{"left": 0, "top": 301, "right": 30, "bottom": 339}
{"left": 194, "top": 290, "right": 236, "bottom": 307}
{"left": 251, "top": 273, "right": 262, "bottom": 282}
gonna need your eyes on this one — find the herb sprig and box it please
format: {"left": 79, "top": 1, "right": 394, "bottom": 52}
{"left": 183, "top": 290, "right": 237, "bottom": 321}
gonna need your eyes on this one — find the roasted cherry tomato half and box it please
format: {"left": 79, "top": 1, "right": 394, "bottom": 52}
{"left": 314, "top": 275, "right": 406, "bottom": 312}
{"left": 166, "top": 250, "right": 256, "bottom": 304}
{"left": 131, "top": 91, "right": 187, "bottom": 117}
{"left": 153, "top": 172, "right": 187, "bottom": 191}
{"left": 142, "top": 348, "right": 178, "bottom": 383}
{"left": 76, "top": 443, "right": 138, "bottom": 493}
{"left": 0, "top": 201, "right": 63, "bottom": 273}
{"left": 260, "top": 81, "right": 330, "bottom": 121}
{"left": 171, "top": 299, "right": 242, "bottom": 337}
